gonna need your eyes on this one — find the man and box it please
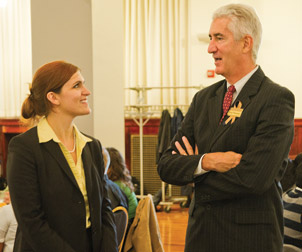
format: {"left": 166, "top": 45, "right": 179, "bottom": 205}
{"left": 157, "top": 4, "right": 295, "bottom": 252}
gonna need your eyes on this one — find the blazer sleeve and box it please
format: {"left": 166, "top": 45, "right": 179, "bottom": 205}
{"left": 158, "top": 83, "right": 295, "bottom": 201}
{"left": 7, "top": 134, "right": 77, "bottom": 252}
{"left": 157, "top": 92, "right": 203, "bottom": 186}
{"left": 90, "top": 140, "right": 118, "bottom": 252}
{"left": 198, "top": 86, "right": 295, "bottom": 202}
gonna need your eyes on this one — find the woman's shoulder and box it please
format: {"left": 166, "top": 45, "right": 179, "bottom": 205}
{"left": 9, "top": 127, "right": 38, "bottom": 147}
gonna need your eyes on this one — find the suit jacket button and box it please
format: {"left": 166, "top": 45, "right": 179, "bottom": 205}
{"left": 206, "top": 204, "right": 211, "bottom": 210}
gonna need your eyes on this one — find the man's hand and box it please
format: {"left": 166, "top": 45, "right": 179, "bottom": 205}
{"left": 172, "top": 136, "right": 242, "bottom": 173}
{"left": 202, "top": 152, "right": 242, "bottom": 172}
{"left": 172, "top": 136, "right": 198, "bottom": 155}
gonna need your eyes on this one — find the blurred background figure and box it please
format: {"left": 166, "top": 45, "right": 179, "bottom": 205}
{"left": 0, "top": 178, "right": 7, "bottom": 191}
{"left": 0, "top": 178, "right": 8, "bottom": 208}
{"left": 283, "top": 153, "right": 302, "bottom": 249}
{"left": 106, "top": 147, "right": 138, "bottom": 225}
{"left": 102, "top": 147, "right": 128, "bottom": 210}
{"left": 0, "top": 190, "right": 17, "bottom": 252}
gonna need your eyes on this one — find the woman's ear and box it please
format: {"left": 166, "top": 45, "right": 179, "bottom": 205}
{"left": 46, "top": 91, "right": 60, "bottom": 106}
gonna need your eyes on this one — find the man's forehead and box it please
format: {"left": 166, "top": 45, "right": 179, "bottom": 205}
{"left": 209, "top": 18, "right": 231, "bottom": 36}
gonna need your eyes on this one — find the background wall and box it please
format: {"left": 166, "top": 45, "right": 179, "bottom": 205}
{"left": 30, "top": 0, "right": 302, "bottom": 155}
{"left": 31, "top": 0, "right": 94, "bottom": 135}
{"left": 190, "top": 0, "right": 302, "bottom": 117}
{"left": 31, "top": 0, "right": 125, "bottom": 153}
{"left": 91, "top": 0, "right": 125, "bottom": 153}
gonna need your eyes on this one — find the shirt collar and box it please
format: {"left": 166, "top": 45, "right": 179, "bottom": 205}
{"left": 226, "top": 65, "right": 259, "bottom": 94}
{"left": 37, "top": 117, "right": 92, "bottom": 144}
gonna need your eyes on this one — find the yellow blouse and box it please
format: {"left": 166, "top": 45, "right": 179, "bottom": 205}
{"left": 37, "top": 118, "right": 92, "bottom": 228}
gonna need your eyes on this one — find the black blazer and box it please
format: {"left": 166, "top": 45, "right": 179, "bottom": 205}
{"left": 158, "top": 67, "right": 295, "bottom": 252}
{"left": 7, "top": 127, "right": 118, "bottom": 252}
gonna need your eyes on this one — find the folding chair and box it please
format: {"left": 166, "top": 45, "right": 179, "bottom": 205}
{"left": 112, "top": 206, "right": 128, "bottom": 252}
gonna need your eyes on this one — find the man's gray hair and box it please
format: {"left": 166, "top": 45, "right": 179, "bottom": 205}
{"left": 213, "top": 3, "right": 262, "bottom": 62}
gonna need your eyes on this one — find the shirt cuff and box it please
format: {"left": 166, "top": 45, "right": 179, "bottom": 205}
{"left": 194, "top": 154, "right": 208, "bottom": 176}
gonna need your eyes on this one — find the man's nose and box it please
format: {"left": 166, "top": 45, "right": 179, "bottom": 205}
{"left": 208, "top": 40, "right": 216, "bottom": 54}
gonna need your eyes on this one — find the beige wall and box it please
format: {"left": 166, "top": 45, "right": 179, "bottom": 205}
{"left": 31, "top": 0, "right": 94, "bottom": 135}
{"left": 91, "top": 0, "right": 125, "bottom": 153}
{"left": 30, "top": 0, "right": 302, "bottom": 154}
{"left": 31, "top": 0, "right": 125, "bottom": 154}
{"left": 190, "top": 0, "right": 302, "bottom": 117}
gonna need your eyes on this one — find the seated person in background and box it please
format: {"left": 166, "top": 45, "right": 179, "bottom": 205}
{"left": 283, "top": 153, "right": 302, "bottom": 249}
{"left": 102, "top": 147, "right": 128, "bottom": 210}
{"left": 107, "top": 147, "right": 138, "bottom": 225}
{"left": 0, "top": 178, "right": 7, "bottom": 191}
{"left": 0, "top": 178, "right": 8, "bottom": 208}
{"left": 281, "top": 153, "right": 302, "bottom": 193}
{"left": 0, "top": 190, "right": 17, "bottom": 252}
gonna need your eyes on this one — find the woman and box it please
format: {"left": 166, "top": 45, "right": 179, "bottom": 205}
{"left": 7, "top": 61, "right": 118, "bottom": 252}
{"left": 106, "top": 147, "right": 137, "bottom": 223}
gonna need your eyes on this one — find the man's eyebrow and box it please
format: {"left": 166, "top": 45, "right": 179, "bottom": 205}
{"left": 213, "top": 33, "right": 223, "bottom": 37}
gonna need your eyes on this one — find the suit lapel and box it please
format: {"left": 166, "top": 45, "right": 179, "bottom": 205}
{"left": 208, "top": 67, "right": 265, "bottom": 150}
{"left": 207, "top": 81, "right": 226, "bottom": 136}
{"left": 43, "top": 141, "right": 79, "bottom": 189}
{"left": 82, "top": 145, "right": 93, "bottom": 197}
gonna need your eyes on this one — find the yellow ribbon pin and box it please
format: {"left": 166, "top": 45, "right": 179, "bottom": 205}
{"left": 225, "top": 101, "right": 243, "bottom": 125}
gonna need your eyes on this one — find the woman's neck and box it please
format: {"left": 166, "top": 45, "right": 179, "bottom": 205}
{"left": 46, "top": 113, "right": 74, "bottom": 141}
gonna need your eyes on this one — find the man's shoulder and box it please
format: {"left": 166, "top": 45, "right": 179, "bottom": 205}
{"left": 258, "top": 67, "right": 291, "bottom": 93}
{"left": 194, "top": 80, "right": 225, "bottom": 98}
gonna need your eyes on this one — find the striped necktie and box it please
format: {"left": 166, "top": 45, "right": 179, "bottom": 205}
{"left": 220, "top": 85, "right": 236, "bottom": 124}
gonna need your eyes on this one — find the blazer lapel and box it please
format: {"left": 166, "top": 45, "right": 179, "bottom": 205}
{"left": 207, "top": 81, "right": 226, "bottom": 136}
{"left": 43, "top": 141, "right": 79, "bottom": 189}
{"left": 208, "top": 67, "right": 265, "bottom": 150}
{"left": 82, "top": 145, "right": 93, "bottom": 197}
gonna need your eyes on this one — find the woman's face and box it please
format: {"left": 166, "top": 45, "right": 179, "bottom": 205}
{"left": 51, "top": 71, "right": 91, "bottom": 117}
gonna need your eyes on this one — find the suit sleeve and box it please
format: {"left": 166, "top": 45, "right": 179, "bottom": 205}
{"left": 158, "top": 85, "right": 295, "bottom": 201}
{"left": 7, "top": 136, "right": 77, "bottom": 252}
{"left": 157, "top": 92, "right": 203, "bottom": 186}
{"left": 198, "top": 87, "right": 295, "bottom": 202}
{"left": 94, "top": 140, "right": 118, "bottom": 252}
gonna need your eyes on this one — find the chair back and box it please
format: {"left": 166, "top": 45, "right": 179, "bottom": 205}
{"left": 283, "top": 244, "right": 301, "bottom": 252}
{"left": 112, "top": 206, "right": 128, "bottom": 252}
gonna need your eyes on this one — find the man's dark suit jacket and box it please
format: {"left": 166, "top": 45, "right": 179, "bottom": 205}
{"left": 7, "top": 127, "right": 118, "bottom": 252}
{"left": 158, "top": 67, "right": 295, "bottom": 252}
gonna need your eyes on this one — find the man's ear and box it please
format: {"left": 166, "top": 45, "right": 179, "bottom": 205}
{"left": 46, "top": 91, "right": 60, "bottom": 106}
{"left": 242, "top": 35, "right": 253, "bottom": 54}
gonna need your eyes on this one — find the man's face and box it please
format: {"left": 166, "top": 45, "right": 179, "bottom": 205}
{"left": 208, "top": 17, "right": 244, "bottom": 82}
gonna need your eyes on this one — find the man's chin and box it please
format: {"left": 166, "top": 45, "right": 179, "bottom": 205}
{"left": 214, "top": 68, "right": 223, "bottom": 76}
